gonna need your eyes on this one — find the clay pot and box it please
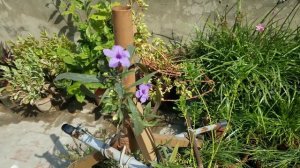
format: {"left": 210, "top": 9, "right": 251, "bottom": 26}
{"left": 34, "top": 95, "right": 52, "bottom": 112}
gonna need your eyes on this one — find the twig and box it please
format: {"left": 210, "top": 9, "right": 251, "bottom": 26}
{"left": 186, "top": 116, "right": 204, "bottom": 168}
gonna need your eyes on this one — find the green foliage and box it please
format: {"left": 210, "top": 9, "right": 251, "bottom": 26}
{"left": 97, "top": 67, "right": 157, "bottom": 134}
{"left": 54, "top": 72, "right": 106, "bottom": 103}
{"left": 55, "top": 45, "right": 157, "bottom": 134}
{"left": 10, "top": 31, "right": 75, "bottom": 77}
{"left": 55, "top": 0, "right": 118, "bottom": 102}
{"left": 128, "top": 99, "right": 157, "bottom": 135}
{"left": 0, "top": 32, "right": 75, "bottom": 104}
{"left": 177, "top": 2, "right": 300, "bottom": 167}
{"left": 151, "top": 145, "right": 185, "bottom": 168}
{"left": 59, "top": 0, "right": 115, "bottom": 70}
{"left": 0, "top": 51, "right": 45, "bottom": 104}
{"left": 127, "top": 71, "right": 157, "bottom": 89}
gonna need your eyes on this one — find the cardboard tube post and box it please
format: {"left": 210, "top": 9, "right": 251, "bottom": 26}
{"left": 112, "top": 6, "right": 135, "bottom": 93}
{"left": 112, "top": 6, "right": 157, "bottom": 162}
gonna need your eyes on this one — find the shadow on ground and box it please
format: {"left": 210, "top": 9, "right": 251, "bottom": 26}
{"left": 11, "top": 104, "right": 40, "bottom": 117}
{"left": 35, "top": 134, "right": 71, "bottom": 168}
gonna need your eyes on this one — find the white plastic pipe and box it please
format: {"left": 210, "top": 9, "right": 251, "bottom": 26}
{"left": 175, "top": 121, "right": 227, "bottom": 138}
{"left": 62, "top": 124, "right": 148, "bottom": 168}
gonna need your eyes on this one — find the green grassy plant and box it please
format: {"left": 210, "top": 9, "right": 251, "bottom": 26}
{"left": 172, "top": 1, "right": 300, "bottom": 167}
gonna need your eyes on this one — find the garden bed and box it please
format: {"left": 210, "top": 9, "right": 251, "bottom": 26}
{"left": 1, "top": 0, "right": 300, "bottom": 167}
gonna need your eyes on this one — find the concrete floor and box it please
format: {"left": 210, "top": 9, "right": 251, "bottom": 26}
{"left": 0, "top": 99, "right": 184, "bottom": 168}
{"left": 0, "top": 103, "right": 115, "bottom": 168}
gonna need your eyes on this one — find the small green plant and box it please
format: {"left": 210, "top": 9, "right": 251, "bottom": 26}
{"left": 0, "top": 32, "right": 75, "bottom": 104}
{"left": 59, "top": 0, "right": 115, "bottom": 54}
{"left": 56, "top": 45, "right": 157, "bottom": 135}
{"left": 0, "top": 51, "right": 45, "bottom": 104}
{"left": 53, "top": 0, "right": 119, "bottom": 102}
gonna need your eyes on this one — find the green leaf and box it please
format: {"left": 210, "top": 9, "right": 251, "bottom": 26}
{"left": 115, "top": 83, "right": 123, "bottom": 98}
{"left": 55, "top": 73, "right": 99, "bottom": 83}
{"left": 98, "top": 88, "right": 109, "bottom": 106}
{"left": 94, "top": 45, "right": 104, "bottom": 51}
{"left": 169, "top": 143, "right": 179, "bottom": 163}
{"left": 67, "top": 82, "right": 81, "bottom": 94}
{"left": 144, "top": 101, "right": 152, "bottom": 114}
{"left": 127, "top": 45, "right": 135, "bottom": 57}
{"left": 89, "top": 14, "right": 106, "bottom": 21}
{"left": 63, "top": 56, "right": 76, "bottom": 65}
{"left": 86, "top": 26, "right": 92, "bottom": 38}
{"left": 85, "top": 82, "right": 105, "bottom": 89}
{"left": 127, "top": 98, "right": 144, "bottom": 135}
{"left": 126, "top": 72, "right": 157, "bottom": 89}
{"left": 153, "top": 84, "right": 162, "bottom": 113}
{"left": 75, "top": 91, "right": 85, "bottom": 103}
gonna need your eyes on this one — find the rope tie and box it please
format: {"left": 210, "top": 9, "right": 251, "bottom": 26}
{"left": 119, "top": 146, "right": 133, "bottom": 168}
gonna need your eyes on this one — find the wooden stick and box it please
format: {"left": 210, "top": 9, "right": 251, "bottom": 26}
{"left": 68, "top": 152, "right": 103, "bottom": 168}
{"left": 153, "top": 133, "right": 202, "bottom": 148}
{"left": 186, "top": 117, "right": 204, "bottom": 168}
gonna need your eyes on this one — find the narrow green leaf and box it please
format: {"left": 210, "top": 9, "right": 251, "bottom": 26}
{"left": 127, "top": 98, "right": 144, "bottom": 135}
{"left": 84, "top": 82, "right": 105, "bottom": 89}
{"left": 55, "top": 73, "right": 99, "bottom": 83}
{"left": 169, "top": 143, "right": 179, "bottom": 163}
{"left": 115, "top": 83, "right": 123, "bottom": 98}
{"left": 153, "top": 84, "right": 162, "bottom": 113}
{"left": 127, "top": 72, "right": 157, "bottom": 89}
{"left": 127, "top": 45, "right": 135, "bottom": 57}
{"left": 98, "top": 88, "right": 109, "bottom": 106}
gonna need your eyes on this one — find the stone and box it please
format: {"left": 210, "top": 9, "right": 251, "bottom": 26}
{"left": 159, "top": 124, "right": 185, "bottom": 135}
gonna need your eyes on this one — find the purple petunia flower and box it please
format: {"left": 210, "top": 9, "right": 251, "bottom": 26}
{"left": 256, "top": 23, "right": 265, "bottom": 32}
{"left": 135, "top": 84, "right": 152, "bottom": 103}
{"left": 103, "top": 45, "right": 130, "bottom": 68}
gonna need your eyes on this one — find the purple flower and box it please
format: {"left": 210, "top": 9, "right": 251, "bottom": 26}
{"left": 135, "top": 84, "right": 152, "bottom": 103}
{"left": 256, "top": 23, "right": 265, "bottom": 32}
{"left": 103, "top": 45, "right": 130, "bottom": 68}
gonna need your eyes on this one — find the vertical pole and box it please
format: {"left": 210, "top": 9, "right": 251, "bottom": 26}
{"left": 112, "top": 6, "right": 135, "bottom": 92}
{"left": 112, "top": 6, "right": 156, "bottom": 162}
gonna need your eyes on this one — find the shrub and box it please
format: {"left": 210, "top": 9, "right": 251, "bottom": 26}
{"left": 0, "top": 32, "right": 76, "bottom": 104}
{"left": 52, "top": 0, "right": 116, "bottom": 102}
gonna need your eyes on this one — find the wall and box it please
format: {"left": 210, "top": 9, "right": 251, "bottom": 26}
{"left": 0, "top": 0, "right": 60, "bottom": 41}
{"left": 145, "top": 0, "right": 300, "bottom": 40}
{"left": 0, "top": 0, "right": 299, "bottom": 41}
